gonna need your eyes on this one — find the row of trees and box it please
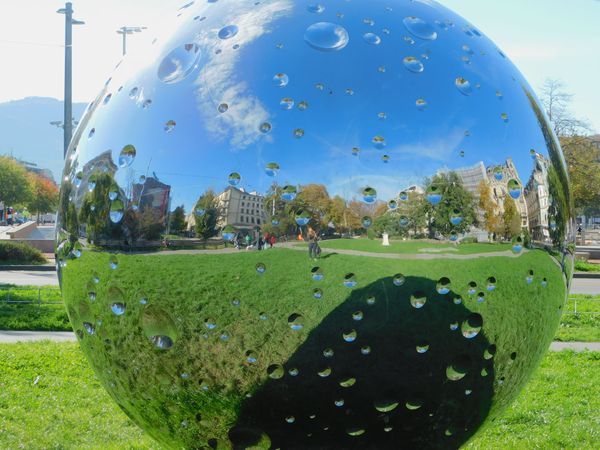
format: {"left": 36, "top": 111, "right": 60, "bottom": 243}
{"left": 170, "top": 172, "right": 524, "bottom": 243}
{"left": 0, "top": 156, "right": 59, "bottom": 221}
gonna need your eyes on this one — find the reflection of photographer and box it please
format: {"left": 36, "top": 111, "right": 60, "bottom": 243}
{"left": 307, "top": 226, "right": 321, "bottom": 260}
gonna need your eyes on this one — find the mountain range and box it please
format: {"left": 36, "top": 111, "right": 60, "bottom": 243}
{"left": 0, "top": 97, "right": 88, "bottom": 182}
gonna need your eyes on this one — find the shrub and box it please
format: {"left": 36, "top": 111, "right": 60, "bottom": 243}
{"left": 0, "top": 241, "right": 47, "bottom": 264}
{"left": 461, "top": 236, "right": 478, "bottom": 244}
{"left": 575, "top": 261, "right": 600, "bottom": 272}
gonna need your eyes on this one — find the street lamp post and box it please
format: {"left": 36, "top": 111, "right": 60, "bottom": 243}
{"left": 116, "top": 26, "right": 147, "bottom": 56}
{"left": 57, "top": 2, "right": 84, "bottom": 159}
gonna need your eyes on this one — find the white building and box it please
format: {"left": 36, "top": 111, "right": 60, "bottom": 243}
{"left": 525, "top": 153, "right": 551, "bottom": 242}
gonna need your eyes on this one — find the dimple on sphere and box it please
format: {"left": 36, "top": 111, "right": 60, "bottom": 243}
{"left": 57, "top": 1, "right": 574, "bottom": 449}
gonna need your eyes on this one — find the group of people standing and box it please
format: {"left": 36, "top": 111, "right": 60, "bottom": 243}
{"left": 234, "top": 232, "right": 276, "bottom": 250}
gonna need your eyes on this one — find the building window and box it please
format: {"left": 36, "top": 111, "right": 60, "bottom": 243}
{"left": 241, "top": 216, "right": 244, "bottom": 223}
{"left": 257, "top": 219, "right": 261, "bottom": 225}
{"left": 251, "top": 217, "right": 255, "bottom": 224}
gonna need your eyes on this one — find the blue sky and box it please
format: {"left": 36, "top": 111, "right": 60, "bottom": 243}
{"left": 57, "top": 0, "right": 574, "bottom": 214}
{"left": 1, "top": 0, "right": 598, "bottom": 132}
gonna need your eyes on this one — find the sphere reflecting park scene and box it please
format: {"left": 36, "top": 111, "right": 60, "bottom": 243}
{"left": 2, "top": 1, "right": 600, "bottom": 450}
{"left": 55, "top": 1, "right": 575, "bottom": 448}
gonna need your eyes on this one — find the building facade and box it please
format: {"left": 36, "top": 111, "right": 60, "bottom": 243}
{"left": 216, "top": 187, "right": 267, "bottom": 230}
{"left": 524, "top": 153, "right": 551, "bottom": 242}
{"left": 187, "top": 187, "right": 267, "bottom": 232}
{"left": 485, "top": 158, "right": 529, "bottom": 230}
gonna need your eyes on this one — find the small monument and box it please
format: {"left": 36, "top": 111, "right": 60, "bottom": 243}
{"left": 382, "top": 232, "right": 390, "bottom": 246}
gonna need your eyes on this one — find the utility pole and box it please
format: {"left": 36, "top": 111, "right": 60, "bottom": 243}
{"left": 57, "top": 2, "right": 84, "bottom": 158}
{"left": 116, "top": 26, "right": 147, "bottom": 56}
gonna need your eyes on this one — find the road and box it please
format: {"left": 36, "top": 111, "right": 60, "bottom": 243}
{"left": 570, "top": 277, "right": 600, "bottom": 295}
{"left": 0, "top": 270, "right": 59, "bottom": 286}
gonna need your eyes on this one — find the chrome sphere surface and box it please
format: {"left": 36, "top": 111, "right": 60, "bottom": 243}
{"left": 57, "top": 1, "right": 574, "bottom": 448}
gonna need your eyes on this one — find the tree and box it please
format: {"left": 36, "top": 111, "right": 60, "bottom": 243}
{"left": 404, "top": 192, "right": 428, "bottom": 236}
{"left": 327, "top": 195, "right": 349, "bottom": 233}
{"left": 539, "top": 78, "right": 590, "bottom": 137}
{"left": 27, "top": 173, "right": 59, "bottom": 221}
{"left": 502, "top": 196, "right": 521, "bottom": 239}
{"left": 0, "top": 156, "right": 32, "bottom": 208}
{"left": 425, "top": 172, "right": 476, "bottom": 237}
{"left": 169, "top": 205, "right": 186, "bottom": 234}
{"left": 194, "top": 190, "right": 218, "bottom": 240}
{"left": 477, "top": 180, "right": 500, "bottom": 239}
{"left": 560, "top": 136, "right": 600, "bottom": 213}
{"left": 79, "top": 172, "right": 113, "bottom": 243}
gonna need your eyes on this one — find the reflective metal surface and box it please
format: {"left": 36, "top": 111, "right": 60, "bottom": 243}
{"left": 56, "top": 1, "right": 574, "bottom": 448}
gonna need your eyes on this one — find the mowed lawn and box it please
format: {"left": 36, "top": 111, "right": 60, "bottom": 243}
{"left": 0, "top": 245, "right": 578, "bottom": 448}
{"left": 296, "top": 238, "right": 514, "bottom": 255}
{"left": 556, "top": 295, "right": 600, "bottom": 342}
{"left": 0, "top": 342, "right": 598, "bottom": 449}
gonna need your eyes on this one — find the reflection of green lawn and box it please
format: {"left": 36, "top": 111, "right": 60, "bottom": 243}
{"left": 296, "top": 238, "right": 513, "bottom": 255}
{"left": 60, "top": 247, "right": 566, "bottom": 448}
{"left": 1, "top": 343, "right": 597, "bottom": 450}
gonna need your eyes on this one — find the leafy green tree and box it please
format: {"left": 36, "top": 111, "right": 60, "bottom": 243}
{"left": 0, "top": 156, "right": 32, "bottom": 208}
{"left": 263, "top": 183, "right": 296, "bottom": 236}
{"left": 194, "top": 190, "right": 218, "bottom": 240}
{"left": 373, "top": 211, "right": 403, "bottom": 237}
{"left": 561, "top": 136, "right": 600, "bottom": 213}
{"left": 169, "top": 205, "right": 186, "bottom": 234}
{"left": 79, "top": 173, "right": 113, "bottom": 243}
{"left": 502, "top": 196, "right": 521, "bottom": 239}
{"left": 404, "top": 192, "right": 429, "bottom": 237}
{"left": 425, "top": 172, "right": 476, "bottom": 237}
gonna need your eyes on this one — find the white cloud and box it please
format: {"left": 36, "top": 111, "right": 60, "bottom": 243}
{"left": 193, "top": 1, "right": 293, "bottom": 150}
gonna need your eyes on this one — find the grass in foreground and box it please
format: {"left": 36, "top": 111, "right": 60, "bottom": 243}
{"left": 555, "top": 295, "right": 600, "bottom": 342}
{"left": 0, "top": 342, "right": 597, "bottom": 450}
{"left": 297, "top": 238, "right": 513, "bottom": 255}
{"left": 0, "top": 286, "right": 68, "bottom": 331}
{"left": 575, "top": 261, "right": 600, "bottom": 272}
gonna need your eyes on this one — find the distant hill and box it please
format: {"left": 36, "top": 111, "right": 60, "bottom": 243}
{"left": 0, "top": 97, "right": 88, "bottom": 182}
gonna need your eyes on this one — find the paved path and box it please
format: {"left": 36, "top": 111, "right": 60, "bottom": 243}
{"left": 0, "top": 331, "right": 76, "bottom": 343}
{"left": 0, "top": 270, "right": 59, "bottom": 286}
{"left": 281, "top": 242, "right": 525, "bottom": 260}
{"left": 549, "top": 342, "right": 600, "bottom": 352}
{"left": 570, "top": 277, "right": 600, "bottom": 295}
{"left": 0, "top": 330, "right": 598, "bottom": 352}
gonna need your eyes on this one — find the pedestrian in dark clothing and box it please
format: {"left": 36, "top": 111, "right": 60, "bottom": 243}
{"left": 307, "top": 227, "right": 320, "bottom": 260}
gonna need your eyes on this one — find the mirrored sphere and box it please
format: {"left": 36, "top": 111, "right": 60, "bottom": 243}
{"left": 57, "top": 1, "right": 574, "bottom": 449}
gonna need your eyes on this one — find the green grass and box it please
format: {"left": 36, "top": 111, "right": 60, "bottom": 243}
{"left": 2, "top": 294, "right": 597, "bottom": 342}
{"left": 465, "top": 351, "right": 600, "bottom": 449}
{"left": 575, "top": 261, "right": 600, "bottom": 272}
{"left": 0, "top": 286, "right": 69, "bottom": 331}
{"left": 297, "top": 238, "right": 513, "bottom": 255}
{"left": 0, "top": 342, "right": 597, "bottom": 449}
{"left": 54, "top": 245, "right": 567, "bottom": 448}
{"left": 555, "top": 295, "right": 600, "bottom": 342}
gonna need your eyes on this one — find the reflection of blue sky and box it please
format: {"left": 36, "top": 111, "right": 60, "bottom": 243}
{"left": 70, "top": 0, "right": 559, "bottom": 214}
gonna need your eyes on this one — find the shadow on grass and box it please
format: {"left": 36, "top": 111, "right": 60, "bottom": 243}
{"left": 231, "top": 276, "right": 495, "bottom": 450}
